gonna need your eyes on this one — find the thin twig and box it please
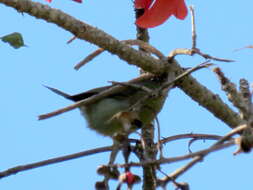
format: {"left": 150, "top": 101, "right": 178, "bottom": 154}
{"left": 234, "top": 45, "right": 253, "bottom": 52}
{"left": 1, "top": 119, "right": 245, "bottom": 181}
{"left": 66, "top": 36, "right": 77, "bottom": 44}
{"left": 123, "top": 39, "right": 166, "bottom": 60}
{"left": 157, "top": 124, "right": 247, "bottom": 186}
{"left": 159, "top": 61, "right": 213, "bottom": 91}
{"left": 196, "top": 49, "right": 234, "bottom": 62}
{"left": 167, "top": 6, "right": 234, "bottom": 63}
{"left": 157, "top": 168, "right": 189, "bottom": 189}
{"left": 74, "top": 48, "right": 104, "bottom": 70}
{"left": 188, "top": 138, "right": 209, "bottom": 153}
{"left": 160, "top": 133, "right": 222, "bottom": 145}
{"left": 0, "top": 146, "right": 113, "bottom": 179}
{"left": 212, "top": 124, "right": 247, "bottom": 146}
{"left": 109, "top": 81, "right": 153, "bottom": 93}
{"left": 112, "top": 140, "right": 234, "bottom": 168}
{"left": 74, "top": 39, "right": 166, "bottom": 70}
{"left": 158, "top": 156, "right": 202, "bottom": 187}
{"left": 113, "top": 125, "right": 247, "bottom": 169}
{"left": 168, "top": 48, "right": 234, "bottom": 63}
{"left": 155, "top": 116, "right": 164, "bottom": 159}
{"left": 190, "top": 6, "right": 197, "bottom": 49}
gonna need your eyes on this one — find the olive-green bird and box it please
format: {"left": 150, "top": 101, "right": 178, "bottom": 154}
{"left": 46, "top": 73, "right": 170, "bottom": 137}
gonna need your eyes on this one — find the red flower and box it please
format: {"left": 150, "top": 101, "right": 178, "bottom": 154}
{"left": 135, "top": 0, "right": 188, "bottom": 28}
{"left": 125, "top": 171, "right": 135, "bottom": 185}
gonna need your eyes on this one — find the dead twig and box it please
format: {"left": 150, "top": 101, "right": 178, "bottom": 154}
{"left": 157, "top": 124, "right": 247, "bottom": 186}
{"left": 160, "top": 133, "right": 222, "bottom": 145}
{"left": 66, "top": 36, "right": 77, "bottom": 44}
{"left": 112, "top": 140, "right": 234, "bottom": 168}
{"left": 74, "top": 39, "right": 166, "bottom": 70}
{"left": 167, "top": 6, "right": 234, "bottom": 63}
{"left": 234, "top": 45, "right": 253, "bottom": 52}
{"left": 190, "top": 6, "right": 197, "bottom": 49}
{"left": 168, "top": 48, "right": 234, "bottom": 63}
{"left": 0, "top": 145, "right": 112, "bottom": 179}
{"left": 74, "top": 48, "right": 104, "bottom": 70}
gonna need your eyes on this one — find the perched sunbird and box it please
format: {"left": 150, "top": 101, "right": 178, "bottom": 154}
{"left": 46, "top": 73, "right": 170, "bottom": 137}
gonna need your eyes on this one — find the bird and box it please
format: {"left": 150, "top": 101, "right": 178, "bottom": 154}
{"left": 46, "top": 73, "right": 169, "bottom": 137}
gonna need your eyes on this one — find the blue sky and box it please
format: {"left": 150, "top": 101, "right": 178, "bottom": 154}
{"left": 1, "top": 0, "right": 253, "bottom": 189}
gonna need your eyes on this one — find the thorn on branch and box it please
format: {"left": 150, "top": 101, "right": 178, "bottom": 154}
{"left": 187, "top": 135, "right": 220, "bottom": 153}
{"left": 66, "top": 36, "right": 77, "bottom": 44}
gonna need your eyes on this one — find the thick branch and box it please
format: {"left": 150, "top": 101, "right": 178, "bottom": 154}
{"left": 175, "top": 67, "right": 243, "bottom": 129}
{"left": 0, "top": 0, "right": 167, "bottom": 74}
{"left": 1, "top": 0, "right": 243, "bottom": 129}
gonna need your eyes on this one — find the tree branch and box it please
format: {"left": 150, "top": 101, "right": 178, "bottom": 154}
{"left": 112, "top": 141, "right": 234, "bottom": 168}
{"left": 157, "top": 124, "right": 247, "bottom": 187}
{"left": 175, "top": 70, "right": 243, "bottom": 129}
{"left": 0, "top": 0, "right": 167, "bottom": 74}
{"left": 0, "top": 145, "right": 112, "bottom": 179}
{"left": 1, "top": 0, "right": 243, "bottom": 130}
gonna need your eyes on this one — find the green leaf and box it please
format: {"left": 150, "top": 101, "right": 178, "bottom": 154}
{"left": 1, "top": 32, "right": 26, "bottom": 49}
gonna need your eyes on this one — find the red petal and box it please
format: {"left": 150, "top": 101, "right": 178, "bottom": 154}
{"left": 135, "top": 0, "right": 153, "bottom": 9}
{"left": 174, "top": 0, "right": 188, "bottom": 19}
{"left": 45, "top": 0, "right": 52, "bottom": 2}
{"left": 136, "top": 0, "right": 187, "bottom": 28}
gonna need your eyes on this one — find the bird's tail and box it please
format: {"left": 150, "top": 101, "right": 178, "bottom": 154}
{"left": 43, "top": 85, "right": 72, "bottom": 100}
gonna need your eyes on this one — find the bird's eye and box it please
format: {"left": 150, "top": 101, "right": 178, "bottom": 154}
{"left": 131, "top": 119, "right": 142, "bottom": 128}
